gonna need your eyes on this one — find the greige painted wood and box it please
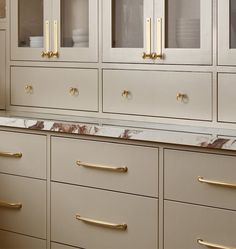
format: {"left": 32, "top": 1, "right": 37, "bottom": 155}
{"left": 103, "top": 70, "right": 212, "bottom": 121}
{"left": 0, "top": 174, "right": 46, "bottom": 239}
{"left": 11, "top": 67, "right": 98, "bottom": 112}
{"left": 164, "top": 201, "right": 236, "bottom": 249}
{"left": 51, "top": 137, "right": 159, "bottom": 197}
{"left": 0, "top": 230, "right": 46, "bottom": 249}
{"left": 164, "top": 149, "right": 236, "bottom": 210}
{"left": 0, "top": 30, "right": 5, "bottom": 109}
{"left": 0, "top": 130, "right": 46, "bottom": 179}
{"left": 218, "top": 73, "right": 236, "bottom": 123}
{"left": 51, "top": 242, "right": 81, "bottom": 249}
{"left": 51, "top": 182, "right": 158, "bottom": 249}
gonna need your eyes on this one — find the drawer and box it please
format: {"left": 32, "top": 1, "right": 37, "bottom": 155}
{"left": 0, "top": 230, "right": 46, "bottom": 249}
{"left": 164, "top": 201, "right": 236, "bottom": 249}
{"left": 0, "top": 131, "right": 46, "bottom": 179}
{"left": 103, "top": 70, "right": 212, "bottom": 121}
{"left": 51, "top": 242, "right": 81, "bottom": 249}
{"left": 0, "top": 174, "right": 46, "bottom": 239}
{"left": 218, "top": 73, "right": 236, "bottom": 123}
{"left": 11, "top": 67, "right": 98, "bottom": 112}
{"left": 51, "top": 137, "right": 159, "bottom": 197}
{"left": 51, "top": 182, "right": 158, "bottom": 249}
{"left": 164, "top": 149, "right": 236, "bottom": 210}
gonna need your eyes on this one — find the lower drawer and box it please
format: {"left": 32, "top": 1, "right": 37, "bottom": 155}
{"left": 164, "top": 201, "right": 236, "bottom": 249}
{"left": 0, "top": 230, "right": 46, "bottom": 249}
{"left": 51, "top": 182, "right": 158, "bottom": 249}
{"left": 0, "top": 174, "right": 46, "bottom": 239}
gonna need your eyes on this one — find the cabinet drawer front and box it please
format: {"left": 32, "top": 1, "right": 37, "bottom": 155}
{"left": 0, "top": 174, "right": 46, "bottom": 239}
{"left": 218, "top": 73, "right": 236, "bottom": 123}
{"left": 51, "top": 137, "right": 159, "bottom": 197}
{"left": 51, "top": 183, "right": 158, "bottom": 249}
{"left": 103, "top": 70, "right": 212, "bottom": 120}
{"left": 0, "top": 131, "right": 46, "bottom": 179}
{"left": 165, "top": 149, "right": 236, "bottom": 210}
{"left": 0, "top": 230, "right": 46, "bottom": 249}
{"left": 164, "top": 201, "right": 236, "bottom": 249}
{"left": 51, "top": 242, "right": 80, "bottom": 249}
{"left": 11, "top": 67, "right": 98, "bottom": 112}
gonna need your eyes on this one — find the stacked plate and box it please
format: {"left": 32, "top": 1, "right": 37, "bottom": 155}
{"left": 72, "top": 29, "right": 89, "bottom": 47}
{"left": 176, "top": 18, "right": 200, "bottom": 48}
{"left": 29, "top": 36, "right": 43, "bottom": 48}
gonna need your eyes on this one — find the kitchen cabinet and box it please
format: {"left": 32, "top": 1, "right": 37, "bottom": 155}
{"left": 0, "top": 30, "right": 5, "bottom": 109}
{"left": 102, "top": 0, "right": 212, "bottom": 64}
{"left": 10, "top": 0, "right": 98, "bottom": 62}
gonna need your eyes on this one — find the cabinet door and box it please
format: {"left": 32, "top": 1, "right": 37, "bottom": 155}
{"left": 103, "top": 0, "right": 154, "bottom": 63}
{"left": 52, "top": 0, "right": 98, "bottom": 62}
{"left": 156, "top": 0, "right": 212, "bottom": 65}
{"left": 11, "top": 0, "right": 51, "bottom": 61}
{"left": 0, "top": 30, "right": 5, "bottom": 109}
{"left": 218, "top": 0, "right": 236, "bottom": 65}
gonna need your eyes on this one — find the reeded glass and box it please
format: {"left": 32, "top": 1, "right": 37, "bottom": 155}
{"left": 165, "top": 0, "right": 201, "bottom": 48}
{"left": 112, "top": 0, "right": 143, "bottom": 48}
{"left": 0, "top": 0, "right": 6, "bottom": 18}
{"left": 230, "top": 0, "right": 236, "bottom": 48}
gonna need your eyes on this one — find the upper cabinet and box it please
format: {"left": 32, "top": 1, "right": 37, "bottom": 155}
{"left": 102, "top": 0, "right": 212, "bottom": 65}
{"left": 10, "top": 0, "right": 98, "bottom": 62}
{"left": 0, "top": 0, "right": 6, "bottom": 20}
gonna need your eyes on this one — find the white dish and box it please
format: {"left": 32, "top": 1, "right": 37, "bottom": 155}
{"left": 72, "top": 35, "right": 89, "bottom": 43}
{"left": 72, "top": 29, "right": 88, "bottom": 36}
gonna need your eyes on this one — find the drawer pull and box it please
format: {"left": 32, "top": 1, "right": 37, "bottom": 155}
{"left": 122, "top": 90, "right": 130, "bottom": 98}
{"left": 142, "top": 17, "right": 152, "bottom": 59}
{"left": 176, "top": 93, "right": 188, "bottom": 102}
{"left": 153, "top": 17, "right": 163, "bottom": 59}
{"left": 69, "top": 87, "right": 79, "bottom": 96}
{"left": 25, "top": 85, "right": 33, "bottom": 94}
{"left": 0, "top": 151, "right": 22, "bottom": 158}
{"left": 198, "top": 177, "right": 236, "bottom": 189}
{"left": 197, "top": 239, "right": 236, "bottom": 249}
{"left": 0, "top": 200, "right": 22, "bottom": 209}
{"left": 76, "top": 161, "right": 128, "bottom": 173}
{"left": 76, "top": 214, "right": 127, "bottom": 230}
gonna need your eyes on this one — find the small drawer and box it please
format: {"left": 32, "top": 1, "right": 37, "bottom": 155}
{"left": 0, "top": 131, "right": 46, "bottom": 179}
{"left": 164, "top": 149, "right": 236, "bottom": 210}
{"left": 164, "top": 201, "right": 236, "bottom": 249}
{"left": 103, "top": 70, "right": 212, "bottom": 121}
{"left": 0, "top": 174, "right": 46, "bottom": 239}
{"left": 0, "top": 230, "right": 46, "bottom": 249}
{"left": 51, "top": 137, "right": 159, "bottom": 197}
{"left": 11, "top": 66, "right": 98, "bottom": 112}
{"left": 218, "top": 73, "right": 236, "bottom": 123}
{"left": 51, "top": 182, "right": 158, "bottom": 249}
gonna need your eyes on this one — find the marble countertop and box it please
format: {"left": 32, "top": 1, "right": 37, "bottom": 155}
{"left": 0, "top": 111, "right": 236, "bottom": 152}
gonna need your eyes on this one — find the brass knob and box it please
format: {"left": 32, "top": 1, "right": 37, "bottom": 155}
{"left": 176, "top": 93, "right": 188, "bottom": 102}
{"left": 25, "top": 85, "right": 33, "bottom": 94}
{"left": 122, "top": 90, "right": 130, "bottom": 98}
{"left": 69, "top": 87, "right": 79, "bottom": 96}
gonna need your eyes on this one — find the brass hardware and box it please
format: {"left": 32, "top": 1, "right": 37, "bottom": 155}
{"left": 143, "top": 17, "right": 152, "bottom": 59}
{"left": 52, "top": 51, "right": 59, "bottom": 58}
{"left": 154, "top": 17, "right": 163, "bottom": 59}
{"left": 176, "top": 93, "right": 188, "bottom": 102}
{"left": 122, "top": 90, "right": 130, "bottom": 98}
{"left": 76, "top": 161, "right": 128, "bottom": 173}
{"left": 42, "top": 20, "right": 50, "bottom": 58}
{"left": 24, "top": 85, "right": 33, "bottom": 94}
{"left": 0, "top": 152, "right": 22, "bottom": 158}
{"left": 69, "top": 87, "right": 79, "bottom": 96}
{"left": 0, "top": 200, "right": 22, "bottom": 210}
{"left": 197, "top": 239, "right": 236, "bottom": 249}
{"left": 198, "top": 177, "right": 236, "bottom": 189}
{"left": 76, "top": 214, "right": 127, "bottom": 230}
{"left": 53, "top": 20, "right": 59, "bottom": 58}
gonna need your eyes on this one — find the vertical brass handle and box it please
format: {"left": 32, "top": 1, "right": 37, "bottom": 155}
{"left": 42, "top": 20, "right": 50, "bottom": 58}
{"left": 25, "top": 85, "right": 33, "bottom": 94}
{"left": 76, "top": 214, "right": 127, "bottom": 230}
{"left": 152, "top": 17, "right": 163, "bottom": 59}
{"left": 142, "top": 18, "right": 152, "bottom": 59}
{"left": 0, "top": 152, "right": 22, "bottom": 158}
{"left": 53, "top": 20, "right": 59, "bottom": 58}
{"left": 0, "top": 201, "right": 22, "bottom": 209}
{"left": 69, "top": 87, "right": 79, "bottom": 96}
{"left": 197, "top": 239, "right": 236, "bottom": 249}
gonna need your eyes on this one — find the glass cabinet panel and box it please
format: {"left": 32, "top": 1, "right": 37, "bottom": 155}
{"left": 0, "top": 0, "right": 6, "bottom": 19}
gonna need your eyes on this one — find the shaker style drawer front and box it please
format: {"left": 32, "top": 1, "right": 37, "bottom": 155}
{"left": 0, "top": 230, "right": 46, "bottom": 249}
{"left": 164, "top": 149, "right": 236, "bottom": 210}
{"left": 164, "top": 201, "right": 236, "bottom": 249}
{"left": 218, "top": 73, "right": 236, "bottom": 123}
{"left": 103, "top": 70, "right": 212, "bottom": 121}
{"left": 51, "top": 137, "right": 159, "bottom": 197}
{"left": 11, "top": 67, "right": 98, "bottom": 112}
{"left": 51, "top": 182, "right": 158, "bottom": 249}
{"left": 0, "top": 174, "right": 46, "bottom": 239}
{"left": 0, "top": 131, "right": 46, "bottom": 179}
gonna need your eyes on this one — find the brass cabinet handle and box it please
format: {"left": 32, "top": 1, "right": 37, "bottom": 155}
{"left": 122, "top": 90, "right": 130, "bottom": 98}
{"left": 0, "top": 200, "right": 22, "bottom": 209}
{"left": 76, "top": 214, "right": 127, "bottom": 230}
{"left": 69, "top": 87, "right": 79, "bottom": 96}
{"left": 24, "top": 85, "right": 33, "bottom": 94}
{"left": 198, "top": 177, "right": 236, "bottom": 189}
{"left": 53, "top": 20, "right": 59, "bottom": 58}
{"left": 153, "top": 17, "right": 163, "bottom": 59}
{"left": 42, "top": 20, "right": 50, "bottom": 58}
{"left": 0, "top": 151, "right": 22, "bottom": 158}
{"left": 197, "top": 239, "right": 236, "bottom": 249}
{"left": 176, "top": 93, "right": 188, "bottom": 102}
{"left": 142, "top": 17, "right": 152, "bottom": 59}
{"left": 76, "top": 161, "right": 128, "bottom": 173}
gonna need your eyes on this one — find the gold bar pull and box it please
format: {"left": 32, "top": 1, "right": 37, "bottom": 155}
{"left": 198, "top": 177, "right": 236, "bottom": 189}
{"left": 0, "top": 152, "right": 22, "bottom": 158}
{"left": 76, "top": 214, "right": 127, "bottom": 230}
{"left": 142, "top": 17, "right": 152, "bottom": 59}
{"left": 197, "top": 239, "right": 236, "bottom": 249}
{"left": 42, "top": 20, "right": 51, "bottom": 58}
{"left": 151, "top": 17, "right": 163, "bottom": 59}
{"left": 52, "top": 20, "right": 59, "bottom": 58}
{"left": 76, "top": 161, "right": 128, "bottom": 173}
{"left": 0, "top": 200, "right": 22, "bottom": 209}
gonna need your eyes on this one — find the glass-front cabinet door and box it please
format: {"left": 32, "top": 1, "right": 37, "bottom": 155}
{"left": 0, "top": 0, "right": 6, "bottom": 20}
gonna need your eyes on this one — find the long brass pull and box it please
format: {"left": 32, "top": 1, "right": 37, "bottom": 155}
{"left": 197, "top": 239, "right": 236, "bottom": 249}
{"left": 42, "top": 20, "right": 50, "bottom": 58}
{"left": 142, "top": 17, "right": 152, "bottom": 59}
{"left": 152, "top": 17, "right": 163, "bottom": 59}
{"left": 76, "top": 161, "right": 128, "bottom": 173}
{"left": 52, "top": 20, "right": 59, "bottom": 58}
{"left": 198, "top": 177, "right": 236, "bottom": 189}
{"left": 76, "top": 214, "right": 127, "bottom": 230}
{"left": 0, "top": 152, "right": 22, "bottom": 158}
{"left": 0, "top": 201, "right": 22, "bottom": 209}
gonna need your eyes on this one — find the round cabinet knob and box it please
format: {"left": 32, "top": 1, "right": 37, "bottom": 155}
{"left": 24, "top": 85, "right": 33, "bottom": 94}
{"left": 69, "top": 87, "right": 79, "bottom": 96}
{"left": 122, "top": 90, "right": 130, "bottom": 98}
{"left": 176, "top": 93, "right": 188, "bottom": 102}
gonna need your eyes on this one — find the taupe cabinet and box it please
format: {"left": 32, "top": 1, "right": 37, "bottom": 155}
{"left": 0, "top": 30, "right": 5, "bottom": 109}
